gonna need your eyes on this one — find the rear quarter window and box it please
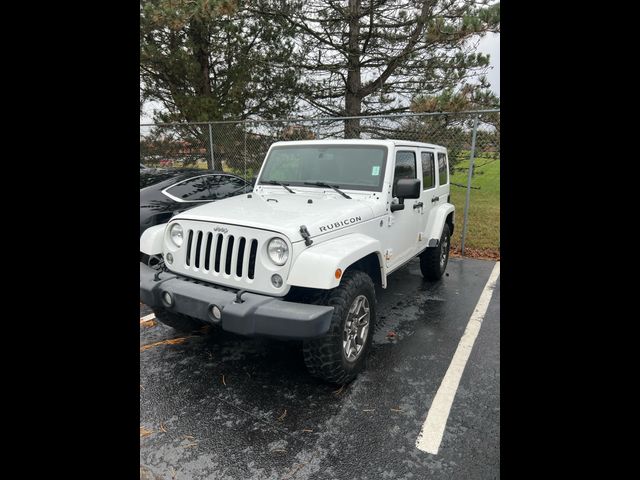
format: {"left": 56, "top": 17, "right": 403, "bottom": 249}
{"left": 421, "top": 151, "right": 435, "bottom": 189}
{"left": 438, "top": 152, "right": 449, "bottom": 186}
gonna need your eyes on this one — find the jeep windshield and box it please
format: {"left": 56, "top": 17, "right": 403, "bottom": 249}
{"left": 258, "top": 145, "right": 388, "bottom": 192}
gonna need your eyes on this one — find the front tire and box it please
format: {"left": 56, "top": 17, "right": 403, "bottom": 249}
{"left": 302, "top": 270, "right": 376, "bottom": 385}
{"left": 420, "top": 223, "right": 451, "bottom": 281}
{"left": 152, "top": 307, "right": 205, "bottom": 332}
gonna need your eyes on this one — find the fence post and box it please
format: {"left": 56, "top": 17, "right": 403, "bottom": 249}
{"left": 461, "top": 115, "right": 479, "bottom": 256}
{"left": 208, "top": 123, "right": 215, "bottom": 170}
{"left": 244, "top": 122, "right": 248, "bottom": 180}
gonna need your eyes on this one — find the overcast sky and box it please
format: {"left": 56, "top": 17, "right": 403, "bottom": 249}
{"left": 141, "top": 32, "right": 500, "bottom": 123}
{"left": 477, "top": 32, "right": 500, "bottom": 96}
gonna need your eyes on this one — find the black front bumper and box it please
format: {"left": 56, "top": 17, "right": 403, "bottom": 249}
{"left": 140, "top": 263, "right": 334, "bottom": 339}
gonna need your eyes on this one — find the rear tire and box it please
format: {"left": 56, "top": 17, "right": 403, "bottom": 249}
{"left": 302, "top": 270, "right": 376, "bottom": 385}
{"left": 152, "top": 307, "right": 205, "bottom": 332}
{"left": 420, "top": 223, "right": 451, "bottom": 281}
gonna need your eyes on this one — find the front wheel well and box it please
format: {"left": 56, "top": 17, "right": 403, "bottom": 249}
{"left": 446, "top": 212, "right": 454, "bottom": 236}
{"left": 345, "top": 252, "right": 383, "bottom": 287}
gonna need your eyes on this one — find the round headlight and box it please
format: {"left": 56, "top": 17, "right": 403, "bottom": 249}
{"left": 267, "top": 238, "right": 289, "bottom": 265}
{"left": 169, "top": 223, "right": 184, "bottom": 247}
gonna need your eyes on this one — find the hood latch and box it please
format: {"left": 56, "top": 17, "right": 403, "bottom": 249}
{"left": 299, "top": 225, "right": 313, "bottom": 247}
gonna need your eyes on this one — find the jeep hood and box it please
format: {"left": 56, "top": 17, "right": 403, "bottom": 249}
{"left": 172, "top": 191, "right": 376, "bottom": 242}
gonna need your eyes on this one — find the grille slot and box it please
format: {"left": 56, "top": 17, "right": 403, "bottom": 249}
{"left": 204, "top": 232, "right": 213, "bottom": 270}
{"left": 214, "top": 233, "right": 223, "bottom": 272}
{"left": 194, "top": 231, "right": 203, "bottom": 268}
{"left": 248, "top": 239, "right": 258, "bottom": 279}
{"left": 224, "top": 236, "right": 235, "bottom": 275}
{"left": 185, "top": 230, "right": 194, "bottom": 266}
{"left": 236, "top": 237, "right": 246, "bottom": 277}
{"left": 184, "top": 229, "right": 259, "bottom": 282}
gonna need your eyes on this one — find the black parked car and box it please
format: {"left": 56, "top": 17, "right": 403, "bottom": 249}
{"left": 140, "top": 169, "right": 251, "bottom": 236}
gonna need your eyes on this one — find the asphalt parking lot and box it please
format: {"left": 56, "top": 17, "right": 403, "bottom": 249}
{"left": 140, "top": 257, "right": 500, "bottom": 480}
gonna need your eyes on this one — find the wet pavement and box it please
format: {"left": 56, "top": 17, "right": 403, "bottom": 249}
{"left": 140, "top": 257, "right": 500, "bottom": 480}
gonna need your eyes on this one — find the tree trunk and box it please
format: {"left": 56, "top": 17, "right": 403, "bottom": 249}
{"left": 344, "top": 93, "right": 361, "bottom": 138}
{"left": 189, "top": 17, "right": 215, "bottom": 169}
{"left": 344, "top": 0, "right": 361, "bottom": 139}
{"left": 190, "top": 18, "right": 211, "bottom": 98}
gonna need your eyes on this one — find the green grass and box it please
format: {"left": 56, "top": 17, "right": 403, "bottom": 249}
{"left": 449, "top": 156, "right": 500, "bottom": 251}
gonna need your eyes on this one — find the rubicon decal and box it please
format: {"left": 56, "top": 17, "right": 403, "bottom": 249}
{"left": 319, "top": 216, "right": 362, "bottom": 232}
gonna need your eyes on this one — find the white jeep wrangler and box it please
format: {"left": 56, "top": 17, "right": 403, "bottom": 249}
{"left": 140, "top": 139, "right": 454, "bottom": 383}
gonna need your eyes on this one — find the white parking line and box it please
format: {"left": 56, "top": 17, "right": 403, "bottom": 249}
{"left": 415, "top": 261, "right": 500, "bottom": 455}
{"left": 140, "top": 313, "right": 156, "bottom": 324}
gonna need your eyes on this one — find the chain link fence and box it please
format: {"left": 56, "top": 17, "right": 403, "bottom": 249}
{"left": 140, "top": 110, "right": 500, "bottom": 254}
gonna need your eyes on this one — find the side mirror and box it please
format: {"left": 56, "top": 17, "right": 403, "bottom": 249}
{"left": 395, "top": 178, "right": 421, "bottom": 199}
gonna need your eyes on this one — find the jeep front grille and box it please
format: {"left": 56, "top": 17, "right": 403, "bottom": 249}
{"left": 166, "top": 219, "right": 290, "bottom": 295}
{"left": 185, "top": 229, "right": 258, "bottom": 280}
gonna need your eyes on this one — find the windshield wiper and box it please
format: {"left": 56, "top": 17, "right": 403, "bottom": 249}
{"left": 303, "top": 181, "right": 351, "bottom": 199}
{"left": 260, "top": 180, "right": 296, "bottom": 194}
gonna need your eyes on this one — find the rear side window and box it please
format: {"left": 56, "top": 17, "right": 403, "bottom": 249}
{"left": 421, "top": 151, "right": 435, "bottom": 189}
{"left": 438, "top": 152, "right": 449, "bottom": 186}
{"left": 214, "top": 175, "right": 248, "bottom": 197}
{"left": 393, "top": 151, "right": 416, "bottom": 196}
{"left": 165, "top": 175, "right": 246, "bottom": 201}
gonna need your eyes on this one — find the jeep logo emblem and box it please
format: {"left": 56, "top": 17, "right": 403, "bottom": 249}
{"left": 212, "top": 226, "right": 228, "bottom": 234}
{"left": 319, "top": 216, "right": 362, "bottom": 232}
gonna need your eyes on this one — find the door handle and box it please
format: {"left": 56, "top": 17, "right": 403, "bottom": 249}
{"left": 413, "top": 202, "right": 423, "bottom": 209}
{"left": 431, "top": 196, "right": 439, "bottom": 203}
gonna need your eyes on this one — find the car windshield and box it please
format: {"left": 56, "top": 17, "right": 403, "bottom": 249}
{"left": 258, "top": 145, "right": 388, "bottom": 192}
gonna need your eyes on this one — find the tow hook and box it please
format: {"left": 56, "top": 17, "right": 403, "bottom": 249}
{"left": 153, "top": 262, "right": 168, "bottom": 281}
{"left": 234, "top": 289, "right": 247, "bottom": 304}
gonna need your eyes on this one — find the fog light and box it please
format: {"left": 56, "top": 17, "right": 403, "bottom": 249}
{"left": 162, "top": 291, "right": 173, "bottom": 307}
{"left": 271, "top": 274, "right": 283, "bottom": 288}
{"left": 211, "top": 305, "right": 222, "bottom": 322}
{"left": 166, "top": 253, "right": 173, "bottom": 264}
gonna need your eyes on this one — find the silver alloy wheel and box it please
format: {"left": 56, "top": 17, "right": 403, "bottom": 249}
{"left": 342, "top": 294, "right": 370, "bottom": 362}
{"left": 440, "top": 235, "right": 449, "bottom": 267}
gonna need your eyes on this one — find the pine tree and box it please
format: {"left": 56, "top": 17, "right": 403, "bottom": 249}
{"left": 140, "top": 0, "right": 301, "bottom": 123}
{"left": 254, "top": 0, "right": 500, "bottom": 137}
